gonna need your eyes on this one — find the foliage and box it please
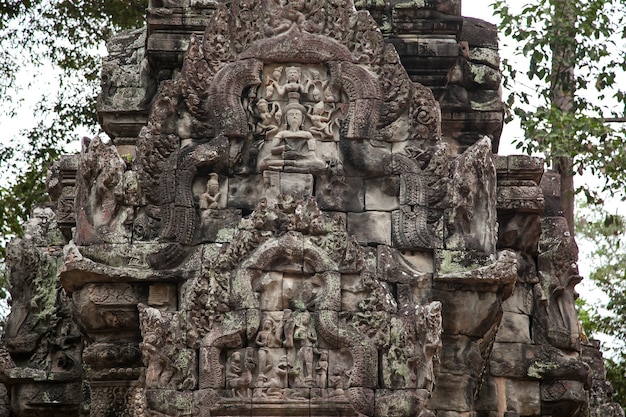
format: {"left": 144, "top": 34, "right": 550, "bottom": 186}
{"left": 494, "top": 0, "right": 626, "bottom": 408}
{"left": 0, "top": 1, "right": 146, "bottom": 300}
{"left": 492, "top": 0, "right": 626, "bottom": 199}
{"left": 576, "top": 203, "right": 626, "bottom": 406}
{"left": 607, "top": 355, "right": 626, "bottom": 407}
{"left": 576, "top": 205, "right": 626, "bottom": 347}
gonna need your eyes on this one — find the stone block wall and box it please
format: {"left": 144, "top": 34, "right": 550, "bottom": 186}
{"left": 1, "top": 1, "right": 623, "bottom": 417}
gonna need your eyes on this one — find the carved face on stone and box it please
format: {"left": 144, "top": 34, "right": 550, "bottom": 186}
{"left": 286, "top": 66, "right": 301, "bottom": 83}
{"left": 289, "top": 0, "right": 305, "bottom": 11}
{"left": 286, "top": 108, "right": 304, "bottom": 130}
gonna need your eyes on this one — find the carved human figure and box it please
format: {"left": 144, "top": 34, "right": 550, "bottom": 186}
{"left": 226, "top": 350, "right": 255, "bottom": 398}
{"left": 350, "top": 15, "right": 379, "bottom": 63}
{"left": 259, "top": 102, "right": 326, "bottom": 173}
{"left": 536, "top": 224, "right": 582, "bottom": 351}
{"left": 315, "top": 350, "right": 329, "bottom": 388}
{"left": 226, "top": 351, "right": 242, "bottom": 396}
{"left": 546, "top": 261, "right": 582, "bottom": 348}
{"left": 307, "top": 101, "right": 336, "bottom": 139}
{"left": 257, "top": 318, "right": 281, "bottom": 348}
{"left": 199, "top": 173, "right": 221, "bottom": 210}
{"left": 255, "top": 99, "right": 281, "bottom": 136}
{"left": 328, "top": 366, "right": 348, "bottom": 399}
{"left": 264, "top": 3, "right": 305, "bottom": 35}
{"left": 271, "top": 66, "right": 306, "bottom": 98}
{"left": 282, "top": 309, "right": 295, "bottom": 348}
{"left": 140, "top": 334, "right": 174, "bottom": 388}
{"left": 255, "top": 318, "right": 278, "bottom": 384}
{"left": 305, "top": 69, "right": 326, "bottom": 102}
{"left": 265, "top": 66, "right": 283, "bottom": 99}
{"left": 293, "top": 311, "right": 317, "bottom": 384}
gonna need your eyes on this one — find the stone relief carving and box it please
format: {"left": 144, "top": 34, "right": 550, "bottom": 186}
{"left": 535, "top": 217, "right": 582, "bottom": 351}
{"left": 2, "top": 208, "right": 83, "bottom": 416}
{"left": 446, "top": 136, "right": 498, "bottom": 252}
{"left": 257, "top": 68, "right": 331, "bottom": 174}
{"left": 75, "top": 136, "right": 132, "bottom": 245}
{"left": 3, "top": 0, "right": 621, "bottom": 416}
{"left": 127, "top": 0, "right": 449, "bottom": 271}
{"left": 139, "top": 305, "right": 197, "bottom": 391}
{"left": 134, "top": 196, "right": 443, "bottom": 416}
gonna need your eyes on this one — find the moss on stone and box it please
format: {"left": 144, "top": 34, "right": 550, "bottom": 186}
{"left": 527, "top": 360, "right": 559, "bottom": 379}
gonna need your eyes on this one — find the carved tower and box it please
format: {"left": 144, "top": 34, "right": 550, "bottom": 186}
{"left": 1, "top": 1, "right": 623, "bottom": 417}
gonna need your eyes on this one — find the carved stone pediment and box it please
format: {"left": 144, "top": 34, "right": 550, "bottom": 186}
{"left": 139, "top": 196, "right": 442, "bottom": 417}
{"left": 127, "top": 0, "right": 448, "bottom": 274}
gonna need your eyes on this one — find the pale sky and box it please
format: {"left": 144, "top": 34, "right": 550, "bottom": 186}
{"left": 462, "top": 1, "right": 499, "bottom": 21}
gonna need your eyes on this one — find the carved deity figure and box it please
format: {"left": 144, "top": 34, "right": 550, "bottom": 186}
{"left": 307, "top": 100, "right": 337, "bottom": 140}
{"left": 270, "top": 66, "right": 306, "bottom": 98}
{"left": 255, "top": 318, "right": 280, "bottom": 384}
{"left": 264, "top": 66, "right": 284, "bottom": 99}
{"left": 293, "top": 311, "right": 317, "bottom": 385}
{"left": 140, "top": 334, "right": 174, "bottom": 388}
{"left": 255, "top": 99, "right": 281, "bottom": 136}
{"left": 536, "top": 218, "right": 583, "bottom": 351}
{"left": 328, "top": 366, "right": 348, "bottom": 399}
{"left": 259, "top": 102, "right": 326, "bottom": 173}
{"left": 264, "top": 2, "right": 306, "bottom": 36}
{"left": 226, "top": 349, "right": 255, "bottom": 398}
{"left": 282, "top": 309, "right": 295, "bottom": 349}
{"left": 304, "top": 69, "right": 327, "bottom": 102}
{"left": 315, "top": 350, "right": 329, "bottom": 388}
{"left": 199, "top": 173, "right": 221, "bottom": 210}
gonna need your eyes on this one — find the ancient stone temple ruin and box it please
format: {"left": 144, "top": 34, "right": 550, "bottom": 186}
{"left": 1, "top": 0, "right": 624, "bottom": 416}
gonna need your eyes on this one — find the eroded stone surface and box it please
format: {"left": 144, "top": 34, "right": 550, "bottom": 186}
{"left": 1, "top": 1, "right": 623, "bottom": 417}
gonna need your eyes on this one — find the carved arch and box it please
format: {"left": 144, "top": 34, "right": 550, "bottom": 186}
{"left": 207, "top": 59, "right": 264, "bottom": 138}
{"left": 239, "top": 26, "right": 354, "bottom": 63}
{"left": 198, "top": 230, "right": 377, "bottom": 416}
